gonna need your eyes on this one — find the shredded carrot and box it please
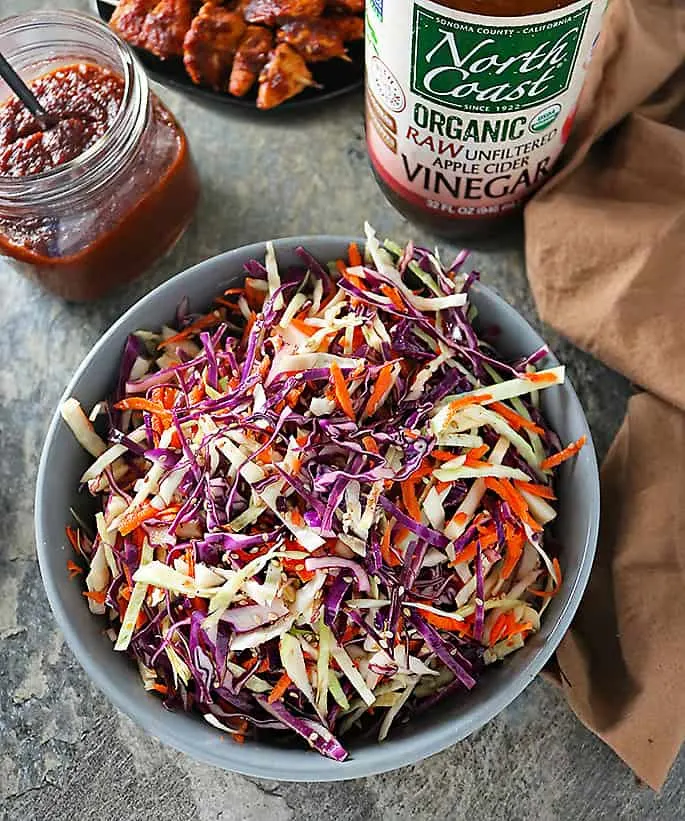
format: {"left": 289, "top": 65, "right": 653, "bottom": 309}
{"left": 155, "top": 504, "right": 182, "bottom": 522}
{"left": 65, "top": 525, "right": 80, "bottom": 553}
{"left": 346, "top": 272, "right": 367, "bottom": 292}
{"left": 506, "top": 622, "right": 533, "bottom": 639}
{"left": 363, "top": 362, "right": 394, "bottom": 418}
{"left": 484, "top": 477, "right": 542, "bottom": 533}
{"left": 119, "top": 585, "right": 132, "bottom": 602}
{"left": 540, "top": 435, "right": 587, "bottom": 471}
{"left": 290, "top": 508, "right": 305, "bottom": 527}
{"left": 362, "top": 435, "right": 379, "bottom": 454}
{"left": 489, "top": 613, "right": 510, "bottom": 645}
{"left": 340, "top": 623, "right": 360, "bottom": 645}
{"left": 524, "top": 371, "right": 558, "bottom": 385}
{"left": 348, "top": 242, "right": 362, "bottom": 267}
{"left": 185, "top": 547, "right": 196, "bottom": 579}
{"left": 286, "top": 385, "right": 305, "bottom": 408}
{"left": 157, "top": 313, "right": 220, "bottom": 349}
{"left": 406, "top": 463, "right": 434, "bottom": 481}
{"left": 381, "top": 524, "right": 402, "bottom": 567}
{"left": 214, "top": 296, "right": 242, "bottom": 312}
{"left": 434, "top": 480, "right": 451, "bottom": 494}
{"left": 188, "top": 383, "right": 205, "bottom": 405}
{"left": 150, "top": 414, "right": 164, "bottom": 446}
{"left": 113, "top": 398, "right": 172, "bottom": 425}
{"left": 380, "top": 284, "right": 406, "bottom": 311}
{"left": 447, "top": 392, "right": 494, "bottom": 416}
{"left": 130, "top": 526, "right": 147, "bottom": 551}
{"left": 233, "top": 734, "right": 246, "bottom": 744}
{"left": 280, "top": 548, "right": 316, "bottom": 583}
{"left": 529, "top": 588, "right": 557, "bottom": 599}
{"left": 82, "top": 590, "right": 107, "bottom": 605}
{"left": 123, "top": 563, "right": 134, "bottom": 589}
{"left": 475, "top": 528, "right": 498, "bottom": 549}
{"left": 289, "top": 318, "right": 317, "bottom": 337}
{"left": 400, "top": 479, "right": 422, "bottom": 522}
{"left": 118, "top": 504, "right": 160, "bottom": 536}
{"left": 151, "top": 386, "right": 179, "bottom": 410}
{"left": 336, "top": 259, "right": 347, "bottom": 277}
{"left": 192, "top": 596, "right": 209, "bottom": 612}
{"left": 254, "top": 446, "right": 274, "bottom": 466}
{"left": 462, "top": 458, "right": 492, "bottom": 469}
{"left": 66, "top": 559, "right": 83, "bottom": 578}
{"left": 450, "top": 541, "right": 477, "bottom": 566}
{"left": 552, "top": 557, "right": 563, "bottom": 587}
{"left": 116, "top": 595, "right": 128, "bottom": 621}
{"left": 490, "top": 401, "right": 545, "bottom": 435}
{"left": 268, "top": 672, "right": 292, "bottom": 703}
{"left": 422, "top": 608, "right": 471, "bottom": 634}
{"left": 448, "top": 511, "right": 468, "bottom": 530}
{"left": 489, "top": 612, "right": 532, "bottom": 645}
{"left": 244, "top": 279, "right": 266, "bottom": 311}
{"left": 136, "top": 609, "right": 148, "bottom": 629}
{"left": 514, "top": 480, "right": 556, "bottom": 500}
{"left": 463, "top": 444, "right": 489, "bottom": 466}
{"left": 500, "top": 523, "right": 526, "bottom": 580}
{"left": 431, "top": 450, "right": 460, "bottom": 462}
{"left": 151, "top": 682, "right": 168, "bottom": 695}
{"left": 330, "top": 361, "right": 355, "bottom": 420}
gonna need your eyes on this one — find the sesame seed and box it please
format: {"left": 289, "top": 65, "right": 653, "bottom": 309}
{"left": 398, "top": 586, "right": 405, "bottom": 596}
{"left": 475, "top": 598, "right": 484, "bottom": 606}
{"left": 402, "top": 608, "right": 411, "bottom": 617}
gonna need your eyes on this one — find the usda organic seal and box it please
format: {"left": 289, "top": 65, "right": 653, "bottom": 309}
{"left": 529, "top": 104, "right": 562, "bottom": 134}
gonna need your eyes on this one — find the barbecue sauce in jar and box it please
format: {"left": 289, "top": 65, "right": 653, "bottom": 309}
{"left": 0, "top": 12, "right": 199, "bottom": 301}
{"left": 365, "top": 0, "right": 606, "bottom": 242}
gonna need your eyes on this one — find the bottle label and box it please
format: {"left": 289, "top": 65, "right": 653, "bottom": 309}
{"left": 365, "top": 0, "right": 606, "bottom": 218}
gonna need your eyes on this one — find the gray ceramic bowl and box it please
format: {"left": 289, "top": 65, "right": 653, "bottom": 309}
{"left": 35, "top": 237, "right": 599, "bottom": 781}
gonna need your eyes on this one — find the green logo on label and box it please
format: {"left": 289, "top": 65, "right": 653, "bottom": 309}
{"left": 529, "top": 103, "right": 561, "bottom": 131}
{"left": 410, "top": 3, "right": 590, "bottom": 114}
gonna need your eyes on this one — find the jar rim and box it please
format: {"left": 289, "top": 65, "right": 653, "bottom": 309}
{"left": 0, "top": 10, "right": 149, "bottom": 204}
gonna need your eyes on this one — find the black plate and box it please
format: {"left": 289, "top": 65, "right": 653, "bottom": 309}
{"left": 95, "top": 1, "right": 364, "bottom": 113}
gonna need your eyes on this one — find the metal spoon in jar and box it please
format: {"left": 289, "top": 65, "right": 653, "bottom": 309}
{"left": 0, "top": 50, "right": 56, "bottom": 130}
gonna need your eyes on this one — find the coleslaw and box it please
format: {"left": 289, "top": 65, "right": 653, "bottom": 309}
{"left": 61, "top": 224, "right": 585, "bottom": 760}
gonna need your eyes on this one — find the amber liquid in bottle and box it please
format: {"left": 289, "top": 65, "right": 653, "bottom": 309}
{"left": 365, "top": 0, "right": 605, "bottom": 244}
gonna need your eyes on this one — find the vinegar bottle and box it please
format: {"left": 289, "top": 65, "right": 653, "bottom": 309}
{"left": 365, "top": 0, "right": 607, "bottom": 242}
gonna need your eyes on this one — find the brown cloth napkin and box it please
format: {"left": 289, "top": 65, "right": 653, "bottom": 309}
{"left": 524, "top": 0, "right": 685, "bottom": 791}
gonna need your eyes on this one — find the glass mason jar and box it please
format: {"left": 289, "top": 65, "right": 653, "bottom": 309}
{"left": 0, "top": 11, "right": 200, "bottom": 301}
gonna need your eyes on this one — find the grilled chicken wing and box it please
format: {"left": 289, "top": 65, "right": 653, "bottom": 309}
{"left": 244, "top": 0, "right": 326, "bottom": 27}
{"left": 333, "top": 16, "right": 364, "bottom": 41}
{"left": 325, "top": 0, "right": 363, "bottom": 13}
{"left": 110, "top": 0, "right": 158, "bottom": 49}
{"left": 257, "top": 44, "right": 314, "bottom": 109}
{"left": 276, "top": 21, "right": 346, "bottom": 62}
{"left": 228, "top": 26, "right": 273, "bottom": 97}
{"left": 183, "top": 2, "right": 247, "bottom": 90}
{"left": 140, "top": 0, "right": 194, "bottom": 59}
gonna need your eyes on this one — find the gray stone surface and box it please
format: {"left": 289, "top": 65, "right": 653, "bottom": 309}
{"left": 0, "top": 1, "right": 682, "bottom": 819}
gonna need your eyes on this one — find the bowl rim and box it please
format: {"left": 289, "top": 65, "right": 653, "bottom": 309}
{"left": 35, "top": 235, "right": 600, "bottom": 781}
